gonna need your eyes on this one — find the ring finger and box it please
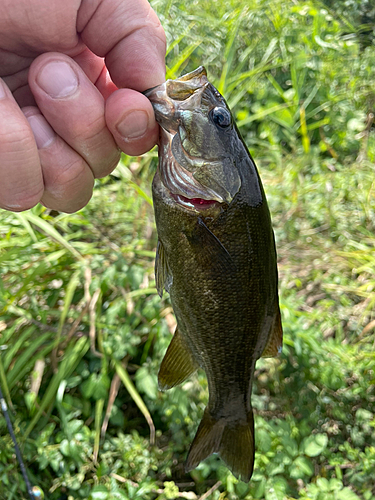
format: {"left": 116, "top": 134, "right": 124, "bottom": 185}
{"left": 23, "top": 107, "right": 95, "bottom": 213}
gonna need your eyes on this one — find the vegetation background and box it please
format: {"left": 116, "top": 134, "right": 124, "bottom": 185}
{"left": 0, "top": 0, "right": 374, "bottom": 499}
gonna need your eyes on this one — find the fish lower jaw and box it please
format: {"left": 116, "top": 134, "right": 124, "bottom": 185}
{"left": 171, "top": 193, "right": 221, "bottom": 211}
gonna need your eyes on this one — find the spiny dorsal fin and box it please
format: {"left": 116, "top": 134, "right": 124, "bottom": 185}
{"left": 262, "top": 307, "right": 283, "bottom": 357}
{"left": 155, "top": 240, "right": 172, "bottom": 298}
{"left": 158, "top": 327, "right": 199, "bottom": 391}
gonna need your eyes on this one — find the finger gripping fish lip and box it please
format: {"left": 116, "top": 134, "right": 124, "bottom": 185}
{"left": 143, "top": 66, "right": 209, "bottom": 133}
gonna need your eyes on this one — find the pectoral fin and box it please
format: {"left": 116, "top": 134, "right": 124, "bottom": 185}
{"left": 155, "top": 240, "right": 172, "bottom": 297}
{"left": 261, "top": 307, "right": 283, "bottom": 357}
{"left": 187, "top": 218, "right": 237, "bottom": 274}
{"left": 158, "top": 327, "right": 198, "bottom": 391}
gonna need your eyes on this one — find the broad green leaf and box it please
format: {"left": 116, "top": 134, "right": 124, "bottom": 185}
{"left": 135, "top": 366, "right": 158, "bottom": 400}
{"left": 329, "top": 479, "right": 344, "bottom": 491}
{"left": 257, "top": 427, "right": 272, "bottom": 453}
{"left": 337, "top": 488, "right": 362, "bottom": 500}
{"left": 253, "top": 477, "right": 266, "bottom": 499}
{"left": 81, "top": 373, "right": 110, "bottom": 400}
{"left": 281, "top": 435, "right": 299, "bottom": 458}
{"left": 316, "top": 478, "right": 330, "bottom": 491}
{"left": 355, "top": 408, "right": 373, "bottom": 421}
{"left": 90, "top": 486, "right": 109, "bottom": 500}
{"left": 265, "top": 477, "right": 288, "bottom": 500}
{"left": 290, "top": 456, "right": 314, "bottom": 478}
{"left": 302, "top": 433, "right": 328, "bottom": 457}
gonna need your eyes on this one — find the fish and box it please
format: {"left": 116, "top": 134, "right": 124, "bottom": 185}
{"left": 144, "top": 66, "right": 282, "bottom": 482}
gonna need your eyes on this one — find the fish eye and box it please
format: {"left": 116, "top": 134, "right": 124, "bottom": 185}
{"left": 210, "top": 106, "right": 231, "bottom": 128}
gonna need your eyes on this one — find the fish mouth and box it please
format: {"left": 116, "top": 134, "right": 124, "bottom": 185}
{"left": 143, "top": 66, "right": 209, "bottom": 135}
{"left": 171, "top": 193, "right": 219, "bottom": 211}
{"left": 144, "top": 67, "right": 233, "bottom": 211}
{"left": 157, "top": 128, "right": 225, "bottom": 211}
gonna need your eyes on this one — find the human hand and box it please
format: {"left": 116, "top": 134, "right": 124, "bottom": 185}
{"left": 0, "top": 0, "right": 166, "bottom": 213}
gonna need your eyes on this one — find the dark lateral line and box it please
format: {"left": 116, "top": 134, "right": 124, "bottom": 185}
{"left": 0, "top": 384, "right": 36, "bottom": 500}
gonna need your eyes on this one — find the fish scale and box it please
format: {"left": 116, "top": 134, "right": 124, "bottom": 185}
{"left": 145, "top": 66, "right": 282, "bottom": 482}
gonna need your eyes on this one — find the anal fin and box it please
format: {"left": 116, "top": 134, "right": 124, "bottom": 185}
{"left": 158, "top": 327, "right": 198, "bottom": 391}
{"left": 262, "top": 307, "right": 283, "bottom": 357}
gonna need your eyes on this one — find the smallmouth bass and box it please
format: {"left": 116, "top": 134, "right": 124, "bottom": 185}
{"left": 145, "top": 67, "right": 282, "bottom": 482}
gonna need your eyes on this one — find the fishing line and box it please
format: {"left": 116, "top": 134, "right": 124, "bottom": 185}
{"left": 0, "top": 384, "right": 36, "bottom": 500}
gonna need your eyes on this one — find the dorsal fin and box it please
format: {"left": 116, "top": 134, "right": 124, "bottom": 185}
{"left": 158, "top": 327, "right": 199, "bottom": 391}
{"left": 262, "top": 307, "right": 283, "bottom": 357}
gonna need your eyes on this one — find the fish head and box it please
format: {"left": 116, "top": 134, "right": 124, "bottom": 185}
{"left": 145, "top": 67, "right": 242, "bottom": 212}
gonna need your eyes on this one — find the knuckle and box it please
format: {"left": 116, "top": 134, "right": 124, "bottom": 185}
{"left": 94, "top": 147, "right": 121, "bottom": 178}
{"left": 151, "top": 23, "right": 167, "bottom": 50}
{"left": 50, "top": 155, "right": 89, "bottom": 189}
{"left": 145, "top": 4, "right": 167, "bottom": 44}
{"left": 83, "top": 119, "right": 109, "bottom": 151}
{"left": 70, "top": 118, "right": 120, "bottom": 175}
{"left": 67, "top": 115, "right": 108, "bottom": 153}
{"left": 43, "top": 155, "right": 94, "bottom": 213}
{"left": 1, "top": 125, "right": 34, "bottom": 151}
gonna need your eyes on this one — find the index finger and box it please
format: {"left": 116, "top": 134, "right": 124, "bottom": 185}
{"left": 77, "top": 0, "right": 166, "bottom": 91}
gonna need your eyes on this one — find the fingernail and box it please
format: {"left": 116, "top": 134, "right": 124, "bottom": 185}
{"left": 37, "top": 61, "right": 78, "bottom": 98}
{"left": 26, "top": 114, "right": 55, "bottom": 149}
{"left": 116, "top": 111, "right": 149, "bottom": 140}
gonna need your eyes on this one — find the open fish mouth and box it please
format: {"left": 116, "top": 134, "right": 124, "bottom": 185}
{"left": 144, "top": 67, "right": 239, "bottom": 211}
{"left": 171, "top": 193, "right": 219, "bottom": 211}
{"left": 157, "top": 127, "right": 225, "bottom": 211}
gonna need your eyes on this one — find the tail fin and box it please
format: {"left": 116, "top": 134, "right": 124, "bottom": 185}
{"left": 185, "top": 408, "right": 255, "bottom": 482}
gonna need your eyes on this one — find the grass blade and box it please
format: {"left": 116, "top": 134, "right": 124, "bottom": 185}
{"left": 128, "top": 182, "right": 153, "bottom": 207}
{"left": 55, "top": 269, "right": 81, "bottom": 348}
{"left": 23, "top": 336, "right": 89, "bottom": 439}
{"left": 94, "top": 398, "right": 105, "bottom": 462}
{"left": 167, "top": 41, "right": 201, "bottom": 79}
{"left": 21, "top": 212, "right": 83, "bottom": 261}
{"left": 7, "top": 332, "right": 51, "bottom": 389}
{"left": 114, "top": 359, "right": 155, "bottom": 445}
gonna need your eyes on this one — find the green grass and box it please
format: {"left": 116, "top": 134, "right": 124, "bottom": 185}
{"left": 0, "top": 0, "right": 375, "bottom": 499}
